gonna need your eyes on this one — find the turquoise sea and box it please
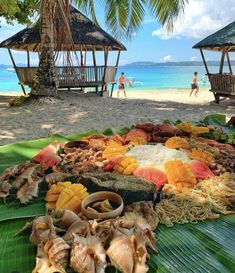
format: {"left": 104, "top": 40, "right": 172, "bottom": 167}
{"left": 0, "top": 65, "right": 233, "bottom": 93}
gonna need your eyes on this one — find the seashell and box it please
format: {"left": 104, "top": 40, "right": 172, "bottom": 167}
{"left": 44, "top": 237, "right": 71, "bottom": 270}
{"left": 124, "top": 201, "right": 159, "bottom": 230}
{"left": 91, "top": 219, "right": 113, "bottom": 247}
{"left": 0, "top": 161, "right": 34, "bottom": 182}
{"left": 17, "top": 176, "right": 42, "bottom": 204}
{"left": 107, "top": 234, "right": 134, "bottom": 273}
{"left": 131, "top": 230, "right": 149, "bottom": 273}
{"left": 13, "top": 165, "right": 41, "bottom": 189}
{"left": 30, "top": 216, "right": 55, "bottom": 246}
{"left": 70, "top": 234, "right": 106, "bottom": 273}
{"left": 0, "top": 181, "right": 12, "bottom": 198}
{"left": 63, "top": 218, "right": 89, "bottom": 242}
{"left": 53, "top": 209, "right": 80, "bottom": 228}
{"left": 45, "top": 172, "right": 73, "bottom": 186}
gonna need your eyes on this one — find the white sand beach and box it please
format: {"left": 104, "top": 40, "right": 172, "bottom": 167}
{"left": 0, "top": 88, "right": 234, "bottom": 146}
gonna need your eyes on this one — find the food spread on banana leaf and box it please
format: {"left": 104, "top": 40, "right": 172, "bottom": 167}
{"left": 0, "top": 116, "right": 234, "bottom": 273}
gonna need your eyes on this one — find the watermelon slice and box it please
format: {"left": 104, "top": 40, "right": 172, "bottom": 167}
{"left": 133, "top": 166, "right": 168, "bottom": 189}
{"left": 190, "top": 160, "right": 215, "bottom": 180}
{"left": 123, "top": 129, "right": 150, "bottom": 143}
{"left": 32, "top": 142, "right": 61, "bottom": 169}
{"left": 40, "top": 154, "right": 62, "bottom": 169}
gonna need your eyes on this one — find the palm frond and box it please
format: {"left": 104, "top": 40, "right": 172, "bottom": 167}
{"left": 126, "top": 0, "right": 146, "bottom": 39}
{"left": 74, "top": 0, "right": 100, "bottom": 26}
{"left": 147, "top": 0, "right": 188, "bottom": 32}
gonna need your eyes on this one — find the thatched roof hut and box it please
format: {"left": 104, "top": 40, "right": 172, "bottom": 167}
{"left": 193, "top": 21, "right": 235, "bottom": 103}
{"left": 193, "top": 21, "right": 235, "bottom": 52}
{"left": 0, "top": 6, "right": 126, "bottom": 52}
{"left": 0, "top": 6, "right": 126, "bottom": 96}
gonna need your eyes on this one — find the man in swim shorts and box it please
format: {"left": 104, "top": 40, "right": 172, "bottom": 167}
{"left": 190, "top": 71, "right": 199, "bottom": 97}
{"left": 117, "top": 72, "right": 127, "bottom": 97}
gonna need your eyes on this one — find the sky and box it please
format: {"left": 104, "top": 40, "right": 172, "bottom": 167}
{"left": 0, "top": 0, "right": 235, "bottom": 66}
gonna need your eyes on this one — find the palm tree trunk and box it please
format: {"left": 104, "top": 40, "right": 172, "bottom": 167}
{"left": 31, "top": 0, "right": 58, "bottom": 97}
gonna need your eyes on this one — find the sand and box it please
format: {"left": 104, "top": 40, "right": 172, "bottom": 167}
{"left": 0, "top": 88, "right": 234, "bottom": 146}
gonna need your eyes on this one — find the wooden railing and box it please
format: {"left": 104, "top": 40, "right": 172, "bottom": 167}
{"left": 16, "top": 66, "right": 117, "bottom": 87}
{"left": 209, "top": 74, "right": 235, "bottom": 94}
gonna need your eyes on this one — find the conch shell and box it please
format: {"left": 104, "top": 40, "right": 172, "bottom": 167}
{"left": 30, "top": 216, "right": 55, "bottom": 246}
{"left": 44, "top": 237, "right": 71, "bottom": 270}
{"left": 32, "top": 243, "right": 66, "bottom": 273}
{"left": 107, "top": 233, "right": 134, "bottom": 273}
{"left": 70, "top": 234, "right": 106, "bottom": 273}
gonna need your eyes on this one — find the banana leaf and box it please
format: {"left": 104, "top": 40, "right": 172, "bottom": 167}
{"left": 0, "top": 192, "right": 46, "bottom": 222}
{"left": 202, "top": 114, "right": 235, "bottom": 135}
{"left": 0, "top": 215, "right": 235, "bottom": 273}
{"left": 0, "top": 130, "right": 98, "bottom": 173}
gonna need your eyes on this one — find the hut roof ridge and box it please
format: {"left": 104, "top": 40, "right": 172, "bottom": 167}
{"left": 0, "top": 5, "right": 126, "bottom": 52}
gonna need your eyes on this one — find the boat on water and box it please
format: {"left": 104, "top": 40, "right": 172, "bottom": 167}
{"left": 126, "top": 76, "right": 143, "bottom": 87}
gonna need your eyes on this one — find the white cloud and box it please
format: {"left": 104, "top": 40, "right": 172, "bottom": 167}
{"left": 152, "top": 0, "right": 235, "bottom": 40}
{"left": 190, "top": 56, "right": 198, "bottom": 61}
{"left": 159, "top": 55, "right": 173, "bottom": 62}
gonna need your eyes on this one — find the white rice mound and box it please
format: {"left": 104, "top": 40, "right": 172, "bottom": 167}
{"left": 126, "top": 144, "right": 191, "bottom": 170}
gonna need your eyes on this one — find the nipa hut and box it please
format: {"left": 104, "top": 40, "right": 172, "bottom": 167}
{"left": 0, "top": 6, "right": 126, "bottom": 97}
{"left": 193, "top": 21, "right": 235, "bottom": 103}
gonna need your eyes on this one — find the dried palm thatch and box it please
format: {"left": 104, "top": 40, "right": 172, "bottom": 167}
{"left": 0, "top": 5, "right": 126, "bottom": 52}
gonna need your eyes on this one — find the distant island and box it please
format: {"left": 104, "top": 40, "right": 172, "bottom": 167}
{"left": 123, "top": 61, "right": 235, "bottom": 67}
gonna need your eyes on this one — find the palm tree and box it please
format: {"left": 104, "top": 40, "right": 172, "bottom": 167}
{"left": 32, "top": 0, "right": 188, "bottom": 97}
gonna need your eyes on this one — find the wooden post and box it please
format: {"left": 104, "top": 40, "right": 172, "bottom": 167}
{"left": 110, "top": 50, "right": 121, "bottom": 97}
{"left": 84, "top": 46, "right": 87, "bottom": 66}
{"left": 27, "top": 50, "right": 30, "bottom": 67}
{"left": 101, "top": 47, "right": 109, "bottom": 96}
{"left": 8, "top": 49, "right": 26, "bottom": 95}
{"left": 200, "top": 49, "right": 209, "bottom": 75}
{"left": 219, "top": 51, "right": 225, "bottom": 74}
{"left": 226, "top": 52, "right": 233, "bottom": 75}
{"left": 80, "top": 45, "right": 83, "bottom": 66}
{"left": 92, "top": 47, "right": 98, "bottom": 93}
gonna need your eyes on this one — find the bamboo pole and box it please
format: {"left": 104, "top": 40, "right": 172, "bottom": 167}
{"left": 110, "top": 50, "right": 121, "bottom": 97}
{"left": 226, "top": 52, "right": 233, "bottom": 75}
{"left": 8, "top": 49, "right": 26, "bottom": 95}
{"left": 219, "top": 51, "right": 225, "bottom": 74}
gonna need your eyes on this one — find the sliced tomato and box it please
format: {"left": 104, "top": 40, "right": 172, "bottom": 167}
{"left": 133, "top": 166, "right": 168, "bottom": 189}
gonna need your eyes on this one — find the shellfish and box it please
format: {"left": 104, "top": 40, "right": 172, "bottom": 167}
{"left": 107, "top": 232, "right": 134, "bottom": 273}
{"left": 70, "top": 234, "right": 107, "bottom": 273}
{"left": 44, "top": 237, "right": 71, "bottom": 270}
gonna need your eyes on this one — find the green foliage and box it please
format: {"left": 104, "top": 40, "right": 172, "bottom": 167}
{"left": 0, "top": 0, "right": 39, "bottom": 26}
{"left": 74, "top": 0, "right": 188, "bottom": 40}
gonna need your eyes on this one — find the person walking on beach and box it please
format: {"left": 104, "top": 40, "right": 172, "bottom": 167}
{"left": 190, "top": 72, "right": 199, "bottom": 97}
{"left": 117, "top": 72, "right": 127, "bottom": 97}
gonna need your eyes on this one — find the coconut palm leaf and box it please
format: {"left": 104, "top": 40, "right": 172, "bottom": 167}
{"left": 74, "top": 0, "right": 188, "bottom": 39}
